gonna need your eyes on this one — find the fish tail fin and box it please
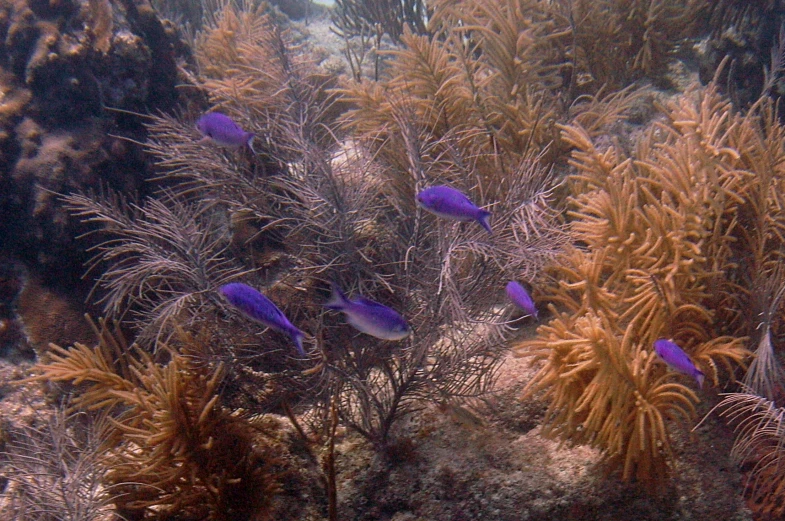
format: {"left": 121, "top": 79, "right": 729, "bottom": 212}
{"left": 247, "top": 133, "right": 257, "bottom": 154}
{"left": 478, "top": 210, "right": 492, "bottom": 234}
{"left": 291, "top": 330, "right": 306, "bottom": 356}
{"left": 695, "top": 370, "right": 705, "bottom": 389}
{"left": 325, "top": 282, "right": 348, "bottom": 310}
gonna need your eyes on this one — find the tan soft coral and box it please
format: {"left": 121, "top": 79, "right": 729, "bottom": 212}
{"left": 26, "top": 321, "right": 286, "bottom": 521}
{"left": 193, "top": 1, "right": 339, "bottom": 158}
{"left": 523, "top": 309, "right": 700, "bottom": 486}
{"left": 342, "top": 1, "right": 565, "bottom": 163}
{"left": 515, "top": 82, "right": 762, "bottom": 488}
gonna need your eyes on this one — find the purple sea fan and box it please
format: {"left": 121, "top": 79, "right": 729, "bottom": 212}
{"left": 325, "top": 283, "right": 411, "bottom": 340}
{"left": 219, "top": 282, "right": 305, "bottom": 355}
{"left": 415, "top": 185, "right": 492, "bottom": 233}
{"left": 653, "top": 338, "right": 704, "bottom": 388}
{"left": 196, "top": 112, "right": 256, "bottom": 152}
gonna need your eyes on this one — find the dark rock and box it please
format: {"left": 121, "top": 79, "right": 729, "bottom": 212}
{"left": 0, "top": 0, "right": 200, "bottom": 293}
{"left": 697, "top": 1, "right": 785, "bottom": 107}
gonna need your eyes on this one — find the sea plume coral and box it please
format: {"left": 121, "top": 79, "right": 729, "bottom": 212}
{"left": 340, "top": 15, "right": 563, "bottom": 161}
{"left": 112, "top": 0, "right": 570, "bottom": 453}
{"left": 514, "top": 81, "right": 757, "bottom": 488}
{"left": 332, "top": 0, "right": 428, "bottom": 44}
{"left": 713, "top": 391, "right": 785, "bottom": 518}
{"left": 2, "top": 408, "right": 114, "bottom": 521}
{"left": 26, "top": 319, "right": 286, "bottom": 521}
{"left": 271, "top": 104, "right": 567, "bottom": 447}
{"left": 62, "top": 189, "right": 248, "bottom": 343}
{"left": 743, "top": 262, "right": 785, "bottom": 403}
{"left": 522, "top": 309, "right": 699, "bottom": 485}
{"left": 559, "top": 0, "right": 704, "bottom": 90}
{"left": 192, "top": 0, "right": 339, "bottom": 164}
{"left": 700, "top": 95, "right": 785, "bottom": 514}
{"left": 340, "top": 0, "right": 658, "bottom": 180}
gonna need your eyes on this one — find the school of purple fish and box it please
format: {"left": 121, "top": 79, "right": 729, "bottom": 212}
{"left": 206, "top": 110, "right": 706, "bottom": 388}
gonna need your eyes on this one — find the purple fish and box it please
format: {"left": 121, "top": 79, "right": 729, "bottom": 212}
{"left": 506, "top": 281, "right": 537, "bottom": 319}
{"left": 325, "top": 283, "right": 411, "bottom": 340}
{"left": 219, "top": 283, "right": 305, "bottom": 355}
{"left": 416, "top": 185, "right": 492, "bottom": 233}
{"left": 196, "top": 112, "right": 256, "bottom": 152}
{"left": 653, "top": 338, "right": 704, "bottom": 388}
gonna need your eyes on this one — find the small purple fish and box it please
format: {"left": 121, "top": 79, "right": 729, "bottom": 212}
{"left": 506, "top": 281, "right": 537, "bottom": 319}
{"left": 653, "top": 338, "right": 704, "bottom": 388}
{"left": 196, "top": 112, "right": 256, "bottom": 152}
{"left": 219, "top": 283, "right": 305, "bottom": 355}
{"left": 416, "top": 185, "right": 492, "bottom": 233}
{"left": 325, "top": 283, "right": 411, "bottom": 340}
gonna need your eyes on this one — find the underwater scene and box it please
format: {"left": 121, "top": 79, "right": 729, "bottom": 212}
{"left": 2, "top": 0, "right": 785, "bottom": 519}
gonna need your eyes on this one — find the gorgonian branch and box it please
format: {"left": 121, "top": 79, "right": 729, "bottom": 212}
{"left": 62, "top": 189, "right": 248, "bottom": 343}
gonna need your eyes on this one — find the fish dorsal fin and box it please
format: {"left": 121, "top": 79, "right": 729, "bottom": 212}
{"left": 353, "top": 295, "right": 387, "bottom": 308}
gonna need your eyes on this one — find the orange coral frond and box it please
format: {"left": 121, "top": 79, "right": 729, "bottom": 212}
{"left": 27, "top": 322, "right": 283, "bottom": 519}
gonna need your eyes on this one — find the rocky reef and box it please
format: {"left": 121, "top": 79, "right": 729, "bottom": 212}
{"left": 0, "top": 0, "right": 195, "bottom": 296}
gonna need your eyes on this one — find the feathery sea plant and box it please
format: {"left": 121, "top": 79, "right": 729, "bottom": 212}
{"left": 332, "top": 0, "right": 428, "bottom": 44}
{"left": 697, "top": 1, "right": 785, "bottom": 107}
{"left": 562, "top": 0, "right": 704, "bottom": 89}
{"left": 193, "top": 0, "right": 340, "bottom": 164}
{"left": 308, "top": 108, "right": 566, "bottom": 446}
{"left": 26, "top": 319, "right": 286, "bottom": 521}
{"left": 552, "top": 80, "right": 785, "bottom": 496}
{"left": 133, "top": 56, "right": 567, "bottom": 452}
{"left": 744, "top": 263, "right": 785, "bottom": 403}
{"left": 427, "top": 0, "right": 702, "bottom": 100}
{"left": 2, "top": 409, "right": 115, "bottom": 521}
{"left": 705, "top": 95, "right": 785, "bottom": 511}
{"left": 522, "top": 309, "right": 700, "bottom": 484}
{"left": 62, "top": 189, "right": 248, "bottom": 344}
{"left": 108, "top": 0, "right": 570, "bottom": 452}
{"left": 341, "top": 21, "right": 562, "bottom": 161}
{"left": 340, "top": 0, "right": 659, "bottom": 173}
{"left": 729, "top": 99, "right": 785, "bottom": 403}
{"left": 515, "top": 81, "right": 756, "bottom": 488}
{"left": 238, "top": 104, "right": 566, "bottom": 448}
{"left": 713, "top": 390, "right": 785, "bottom": 518}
